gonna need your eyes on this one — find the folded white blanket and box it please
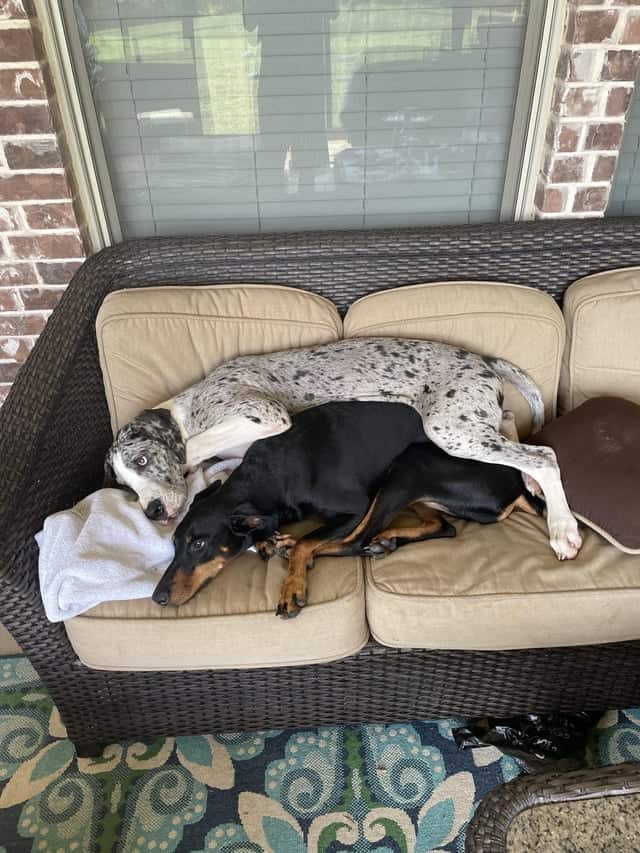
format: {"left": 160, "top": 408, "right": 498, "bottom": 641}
{"left": 36, "top": 459, "right": 241, "bottom": 622}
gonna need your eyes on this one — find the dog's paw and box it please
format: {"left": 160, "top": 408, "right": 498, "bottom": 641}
{"left": 257, "top": 533, "right": 296, "bottom": 561}
{"left": 363, "top": 537, "right": 398, "bottom": 558}
{"left": 550, "top": 517, "right": 583, "bottom": 561}
{"left": 276, "top": 575, "right": 307, "bottom": 618}
{"left": 362, "top": 541, "right": 388, "bottom": 559}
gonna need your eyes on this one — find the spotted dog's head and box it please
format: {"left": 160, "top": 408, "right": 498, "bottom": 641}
{"left": 104, "top": 408, "right": 187, "bottom": 522}
{"left": 152, "top": 484, "right": 277, "bottom": 606}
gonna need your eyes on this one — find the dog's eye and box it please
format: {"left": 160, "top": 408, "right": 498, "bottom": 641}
{"left": 190, "top": 538, "right": 207, "bottom": 553}
{"left": 135, "top": 455, "right": 148, "bottom": 468}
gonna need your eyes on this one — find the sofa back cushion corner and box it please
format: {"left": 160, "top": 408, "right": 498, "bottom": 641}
{"left": 344, "top": 281, "right": 565, "bottom": 435}
{"left": 96, "top": 284, "right": 342, "bottom": 433}
{"left": 559, "top": 267, "right": 640, "bottom": 412}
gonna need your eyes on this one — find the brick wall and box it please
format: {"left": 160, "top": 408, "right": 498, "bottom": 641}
{"left": 536, "top": 1, "right": 640, "bottom": 218}
{"left": 0, "top": 0, "right": 84, "bottom": 405}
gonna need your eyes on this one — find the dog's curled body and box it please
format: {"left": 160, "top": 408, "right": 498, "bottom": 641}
{"left": 107, "top": 337, "right": 581, "bottom": 559}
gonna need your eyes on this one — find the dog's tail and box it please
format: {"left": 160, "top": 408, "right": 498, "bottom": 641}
{"left": 488, "top": 356, "right": 545, "bottom": 434}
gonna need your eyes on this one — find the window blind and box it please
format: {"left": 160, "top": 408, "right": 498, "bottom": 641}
{"left": 73, "top": 0, "right": 531, "bottom": 237}
{"left": 609, "top": 76, "right": 640, "bottom": 216}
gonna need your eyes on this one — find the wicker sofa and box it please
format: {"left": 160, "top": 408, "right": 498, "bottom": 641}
{"left": 3, "top": 218, "right": 640, "bottom": 758}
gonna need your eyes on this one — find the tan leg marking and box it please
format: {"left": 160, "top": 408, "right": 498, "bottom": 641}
{"left": 277, "top": 538, "right": 323, "bottom": 618}
{"left": 169, "top": 557, "right": 226, "bottom": 606}
{"left": 371, "top": 501, "right": 446, "bottom": 546}
{"left": 498, "top": 492, "right": 541, "bottom": 520}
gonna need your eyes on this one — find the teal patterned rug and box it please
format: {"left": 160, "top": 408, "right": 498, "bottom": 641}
{"left": 0, "top": 656, "right": 634, "bottom": 852}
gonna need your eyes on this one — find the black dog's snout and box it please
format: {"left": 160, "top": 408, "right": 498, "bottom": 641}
{"left": 152, "top": 587, "right": 170, "bottom": 606}
{"left": 145, "top": 499, "right": 165, "bottom": 520}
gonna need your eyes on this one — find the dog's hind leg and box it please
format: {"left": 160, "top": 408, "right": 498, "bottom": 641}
{"left": 422, "top": 413, "right": 581, "bottom": 560}
{"left": 367, "top": 502, "right": 455, "bottom": 556}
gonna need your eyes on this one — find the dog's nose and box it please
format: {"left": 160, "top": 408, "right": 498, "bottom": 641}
{"left": 145, "top": 499, "right": 165, "bottom": 520}
{"left": 152, "top": 588, "right": 170, "bottom": 606}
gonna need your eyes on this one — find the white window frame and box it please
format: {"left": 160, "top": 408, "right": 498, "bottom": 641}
{"left": 39, "top": 0, "right": 566, "bottom": 250}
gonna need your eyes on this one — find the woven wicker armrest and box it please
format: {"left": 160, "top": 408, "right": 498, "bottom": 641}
{"left": 465, "top": 761, "right": 640, "bottom": 852}
{"left": 0, "top": 252, "right": 117, "bottom": 655}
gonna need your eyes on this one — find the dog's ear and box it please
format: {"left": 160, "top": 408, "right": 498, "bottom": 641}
{"left": 103, "top": 447, "right": 118, "bottom": 488}
{"left": 192, "top": 479, "right": 223, "bottom": 505}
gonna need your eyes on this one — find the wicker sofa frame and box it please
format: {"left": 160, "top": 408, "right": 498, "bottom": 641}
{"left": 3, "top": 218, "right": 640, "bottom": 757}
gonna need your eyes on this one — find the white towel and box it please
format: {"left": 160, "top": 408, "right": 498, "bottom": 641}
{"left": 36, "top": 459, "right": 241, "bottom": 622}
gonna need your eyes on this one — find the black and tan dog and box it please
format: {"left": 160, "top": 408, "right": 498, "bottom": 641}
{"left": 282, "top": 410, "right": 544, "bottom": 596}
{"left": 153, "top": 402, "right": 541, "bottom": 616}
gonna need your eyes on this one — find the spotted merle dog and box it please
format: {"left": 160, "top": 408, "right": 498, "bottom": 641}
{"left": 104, "top": 337, "right": 582, "bottom": 560}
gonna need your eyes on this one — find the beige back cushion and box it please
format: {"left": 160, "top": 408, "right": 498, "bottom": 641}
{"left": 344, "top": 281, "right": 565, "bottom": 435}
{"left": 96, "top": 284, "right": 343, "bottom": 433}
{"left": 559, "top": 268, "right": 640, "bottom": 412}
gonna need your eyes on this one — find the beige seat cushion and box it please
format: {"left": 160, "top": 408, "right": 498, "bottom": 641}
{"left": 97, "top": 284, "right": 342, "bottom": 432}
{"left": 65, "top": 545, "right": 367, "bottom": 671}
{"left": 365, "top": 512, "right": 640, "bottom": 651}
{"left": 559, "top": 268, "right": 640, "bottom": 412}
{"left": 344, "top": 281, "right": 565, "bottom": 435}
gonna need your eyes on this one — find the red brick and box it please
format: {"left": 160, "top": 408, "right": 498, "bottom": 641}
{"left": 551, "top": 156, "right": 585, "bottom": 182}
{"left": 4, "top": 139, "right": 62, "bottom": 170}
{"left": 574, "top": 186, "right": 609, "bottom": 212}
{"left": 606, "top": 86, "right": 633, "bottom": 116}
{"left": 0, "top": 27, "right": 34, "bottom": 61}
{"left": 558, "top": 124, "right": 581, "bottom": 152}
{"left": 0, "top": 336, "right": 33, "bottom": 361}
{"left": 0, "top": 104, "right": 52, "bottom": 135}
{"left": 575, "top": 10, "right": 618, "bottom": 44}
{"left": 622, "top": 11, "right": 640, "bottom": 44}
{"left": 0, "top": 262, "right": 37, "bottom": 285}
{"left": 0, "top": 67, "right": 44, "bottom": 100}
{"left": 0, "top": 1, "right": 28, "bottom": 19}
{"left": 0, "top": 360, "right": 21, "bottom": 383}
{"left": 593, "top": 154, "right": 617, "bottom": 181}
{"left": 0, "top": 288, "right": 21, "bottom": 311}
{"left": 535, "top": 184, "right": 566, "bottom": 213}
{"left": 8, "top": 234, "right": 83, "bottom": 259}
{"left": 0, "top": 313, "right": 46, "bottom": 335}
{"left": 19, "top": 286, "right": 64, "bottom": 310}
{"left": 36, "top": 260, "right": 81, "bottom": 283}
{"left": 563, "top": 86, "right": 600, "bottom": 117}
{"left": 0, "top": 206, "right": 21, "bottom": 231}
{"left": 23, "top": 203, "right": 76, "bottom": 230}
{"left": 603, "top": 50, "right": 640, "bottom": 81}
{"left": 0, "top": 173, "right": 69, "bottom": 202}
{"left": 585, "top": 121, "right": 623, "bottom": 149}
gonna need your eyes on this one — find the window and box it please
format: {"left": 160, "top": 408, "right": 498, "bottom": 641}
{"left": 64, "top": 0, "right": 552, "bottom": 239}
{"left": 609, "top": 69, "right": 640, "bottom": 216}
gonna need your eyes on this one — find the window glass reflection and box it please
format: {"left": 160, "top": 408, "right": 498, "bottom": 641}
{"left": 75, "top": 0, "right": 529, "bottom": 236}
